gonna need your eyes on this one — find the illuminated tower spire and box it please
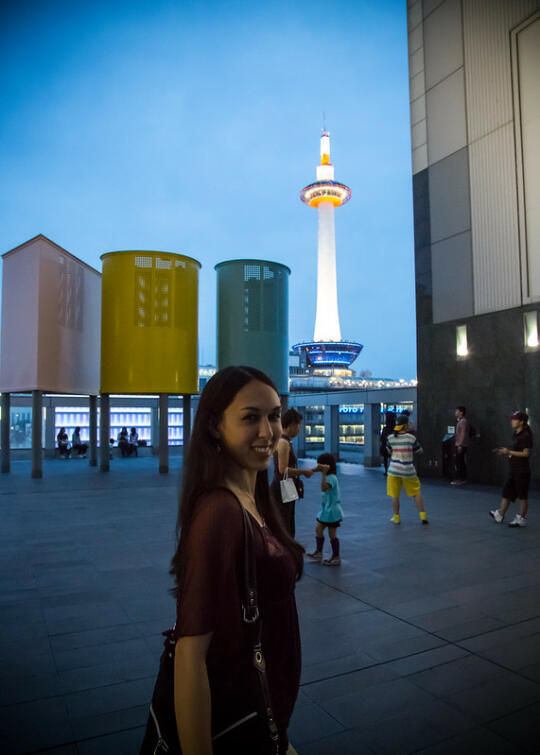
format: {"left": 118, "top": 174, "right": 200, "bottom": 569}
{"left": 294, "top": 131, "right": 362, "bottom": 373}
{"left": 301, "top": 131, "right": 351, "bottom": 341}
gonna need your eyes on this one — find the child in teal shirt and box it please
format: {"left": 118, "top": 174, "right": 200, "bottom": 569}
{"left": 306, "top": 453, "right": 344, "bottom": 566}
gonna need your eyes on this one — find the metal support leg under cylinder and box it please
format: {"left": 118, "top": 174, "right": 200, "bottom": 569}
{"left": 1, "top": 392, "right": 10, "bottom": 473}
{"left": 159, "top": 393, "right": 169, "bottom": 474}
{"left": 89, "top": 395, "right": 98, "bottom": 467}
{"left": 99, "top": 393, "right": 110, "bottom": 472}
{"left": 182, "top": 394, "right": 191, "bottom": 461}
{"left": 31, "top": 390, "right": 43, "bottom": 479}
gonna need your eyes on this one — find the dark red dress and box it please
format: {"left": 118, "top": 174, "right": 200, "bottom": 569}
{"left": 174, "top": 489, "right": 301, "bottom": 753}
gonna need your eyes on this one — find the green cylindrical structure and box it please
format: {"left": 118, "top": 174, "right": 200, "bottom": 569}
{"left": 215, "top": 259, "right": 290, "bottom": 395}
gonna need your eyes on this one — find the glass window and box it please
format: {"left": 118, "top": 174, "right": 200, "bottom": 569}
{"left": 456, "top": 325, "right": 468, "bottom": 357}
{"left": 524, "top": 311, "right": 539, "bottom": 349}
{"left": 9, "top": 407, "right": 32, "bottom": 449}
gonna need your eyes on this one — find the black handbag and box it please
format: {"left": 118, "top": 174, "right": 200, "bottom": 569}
{"left": 140, "top": 503, "right": 280, "bottom": 755}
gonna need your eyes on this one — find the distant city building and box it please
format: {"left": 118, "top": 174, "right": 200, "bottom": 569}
{"left": 407, "top": 1, "right": 540, "bottom": 484}
{"left": 198, "top": 364, "right": 216, "bottom": 391}
{"left": 293, "top": 131, "right": 362, "bottom": 376}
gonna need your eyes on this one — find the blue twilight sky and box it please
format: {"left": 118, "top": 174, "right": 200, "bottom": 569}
{"left": 0, "top": 0, "right": 416, "bottom": 379}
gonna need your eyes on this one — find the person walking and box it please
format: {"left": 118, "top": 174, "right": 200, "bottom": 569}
{"left": 306, "top": 453, "right": 343, "bottom": 566}
{"left": 386, "top": 413, "right": 428, "bottom": 525}
{"left": 451, "top": 406, "right": 469, "bottom": 486}
{"left": 490, "top": 411, "right": 533, "bottom": 528}
{"left": 271, "top": 408, "right": 315, "bottom": 538}
{"left": 141, "top": 366, "right": 303, "bottom": 754}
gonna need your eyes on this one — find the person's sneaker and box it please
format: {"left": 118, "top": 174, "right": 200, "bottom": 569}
{"left": 452, "top": 479, "right": 466, "bottom": 486}
{"left": 489, "top": 509, "right": 503, "bottom": 523}
{"left": 390, "top": 514, "right": 401, "bottom": 524}
{"left": 306, "top": 551, "right": 323, "bottom": 561}
{"left": 322, "top": 557, "right": 341, "bottom": 566}
{"left": 419, "top": 511, "right": 429, "bottom": 525}
{"left": 509, "top": 514, "right": 527, "bottom": 528}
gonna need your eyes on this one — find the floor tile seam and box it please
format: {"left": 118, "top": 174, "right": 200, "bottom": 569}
{"left": 0, "top": 672, "right": 158, "bottom": 711}
{"left": 481, "top": 698, "right": 540, "bottom": 731}
{"left": 403, "top": 723, "right": 513, "bottom": 755}
{"left": 404, "top": 659, "right": 516, "bottom": 698}
{"left": 22, "top": 722, "right": 145, "bottom": 753}
{"left": 299, "top": 573, "right": 540, "bottom": 690}
{"left": 451, "top": 643, "right": 540, "bottom": 683}
{"left": 302, "top": 570, "right": 474, "bottom": 649}
{"left": 350, "top": 713, "right": 479, "bottom": 755}
{"left": 453, "top": 615, "right": 540, "bottom": 647}
{"left": 299, "top": 644, "right": 469, "bottom": 690}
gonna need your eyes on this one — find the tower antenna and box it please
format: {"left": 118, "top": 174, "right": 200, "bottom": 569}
{"left": 322, "top": 111, "right": 326, "bottom": 132}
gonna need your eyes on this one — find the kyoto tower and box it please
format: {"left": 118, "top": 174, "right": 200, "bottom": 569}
{"left": 293, "top": 131, "right": 362, "bottom": 374}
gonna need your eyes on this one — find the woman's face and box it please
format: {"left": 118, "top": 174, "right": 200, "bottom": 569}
{"left": 217, "top": 380, "right": 282, "bottom": 473}
{"left": 285, "top": 421, "right": 302, "bottom": 439}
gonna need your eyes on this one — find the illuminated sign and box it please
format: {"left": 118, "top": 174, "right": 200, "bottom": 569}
{"left": 300, "top": 180, "right": 352, "bottom": 208}
{"left": 339, "top": 405, "right": 364, "bottom": 414}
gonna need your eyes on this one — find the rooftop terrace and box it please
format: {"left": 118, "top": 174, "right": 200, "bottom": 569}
{"left": 1, "top": 459, "right": 539, "bottom": 753}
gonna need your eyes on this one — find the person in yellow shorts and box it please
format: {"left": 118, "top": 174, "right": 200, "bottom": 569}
{"left": 386, "top": 413, "right": 428, "bottom": 525}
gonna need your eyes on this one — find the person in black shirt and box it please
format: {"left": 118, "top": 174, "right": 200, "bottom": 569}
{"left": 271, "top": 409, "right": 320, "bottom": 537}
{"left": 380, "top": 412, "right": 396, "bottom": 475}
{"left": 490, "top": 411, "right": 533, "bottom": 528}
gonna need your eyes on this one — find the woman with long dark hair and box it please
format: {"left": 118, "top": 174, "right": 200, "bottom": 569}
{"left": 169, "top": 365, "right": 303, "bottom": 754}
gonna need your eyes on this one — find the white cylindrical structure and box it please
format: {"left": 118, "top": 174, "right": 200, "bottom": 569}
{"left": 314, "top": 202, "right": 341, "bottom": 341}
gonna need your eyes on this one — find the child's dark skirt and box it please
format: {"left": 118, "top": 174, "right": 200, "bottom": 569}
{"left": 316, "top": 518, "right": 342, "bottom": 527}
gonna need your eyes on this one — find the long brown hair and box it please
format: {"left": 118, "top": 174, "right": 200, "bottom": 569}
{"left": 170, "top": 365, "right": 304, "bottom": 597}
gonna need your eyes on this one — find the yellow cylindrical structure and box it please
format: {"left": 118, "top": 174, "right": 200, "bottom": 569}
{"left": 100, "top": 251, "right": 200, "bottom": 394}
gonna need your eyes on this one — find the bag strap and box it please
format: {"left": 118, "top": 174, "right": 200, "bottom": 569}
{"left": 239, "top": 506, "right": 280, "bottom": 752}
{"left": 240, "top": 505, "right": 259, "bottom": 623}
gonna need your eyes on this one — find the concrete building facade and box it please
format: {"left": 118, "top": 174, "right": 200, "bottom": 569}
{"left": 407, "top": 0, "right": 540, "bottom": 484}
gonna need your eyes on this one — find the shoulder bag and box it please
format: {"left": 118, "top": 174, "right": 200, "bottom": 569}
{"left": 139, "top": 502, "right": 280, "bottom": 755}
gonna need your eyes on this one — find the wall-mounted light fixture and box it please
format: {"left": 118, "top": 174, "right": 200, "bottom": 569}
{"left": 523, "top": 311, "right": 539, "bottom": 350}
{"left": 456, "top": 325, "right": 468, "bottom": 357}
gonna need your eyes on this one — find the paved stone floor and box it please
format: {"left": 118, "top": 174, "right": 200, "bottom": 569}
{"left": 1, "top": 457, "right": 540, "bottom": 754}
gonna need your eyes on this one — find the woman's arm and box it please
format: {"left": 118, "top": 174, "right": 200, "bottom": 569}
{"left": 498, "top": 447, "right": 530, "bottom": 458}
{"left": 174, "top": 632, "right": 213, "bottom": 755}
{"left": 276, "top": 438, "right": 312, "bottom": 477}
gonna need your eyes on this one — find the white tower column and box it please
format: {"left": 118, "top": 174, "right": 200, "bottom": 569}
{"left": 314, "top": 202, "right": 341, "bottom": 342}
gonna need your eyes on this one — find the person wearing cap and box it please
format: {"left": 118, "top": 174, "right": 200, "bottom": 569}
{"left": 490, "top": 412, "right": 533, "bottom": 527}
{"left": 386, "top": 413, "right": 428, "bottom": 525}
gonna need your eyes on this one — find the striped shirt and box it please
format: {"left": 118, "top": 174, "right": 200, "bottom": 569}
{"left": 386, "top": 432, "right": 422, "bottom": 478}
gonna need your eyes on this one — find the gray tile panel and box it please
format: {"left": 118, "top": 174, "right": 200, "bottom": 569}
{"left": 429, "top": 146, "right": 471, "bottom": 243}
{"left": 431, "top": 231, "right": 474, "bottom": 322}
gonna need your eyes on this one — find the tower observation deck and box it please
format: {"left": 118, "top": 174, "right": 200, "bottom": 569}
{"left": 293, "top": 131, "right": 362, "bottom": 373}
